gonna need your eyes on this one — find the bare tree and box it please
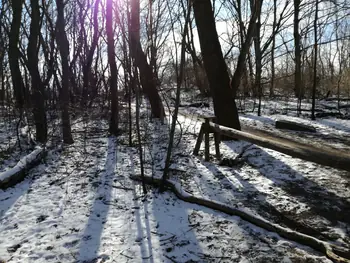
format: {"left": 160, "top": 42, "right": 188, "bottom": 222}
{"left": 27, "top": 0, "right": 47, "bottom": 143}
{"left": 129, "top": 0, "right": 165, "bottom": 120}
{"left": 106, "top": 0, "right": 119, "bottom": 135}
{"left": 82, "top": 0, "right": 101, "bottom": 107}
{"left": 8, "top": 0, "right": 25, "bottom": 109}
{"left": 56, "top": 0, "right": 74, "bottom": 144}
{"left": 162, "top": 0, "right": 192, "bottom": 187}
{"left": 270, "top": 0, "right": 277, "bottom": 97}
{"left": 311, "top": 0, "right": 318, "bottom": 120}
{"left": 193, "top": 0, "right": 241, "bottom": 130}
{"left": 230, "top": 0, "right": 262, "bottom": 100}
{"left": 294, "top": 0, "right": 303, "bottom": 112}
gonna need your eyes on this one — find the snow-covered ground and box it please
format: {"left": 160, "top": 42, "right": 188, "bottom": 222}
{"left": 0, "top": 97, "right": 349, "bottom": 262}
{"left": 0, "top": 116, "right": 20, "bottom": 172}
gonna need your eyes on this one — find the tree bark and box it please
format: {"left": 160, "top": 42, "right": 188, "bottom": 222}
{"left": 8, "top": 0, "right": 25, "bottom": 109}
{"left": 193, "top": 0, "right": 241, "bottom": 130}
{"left": 56, "top": 0, "right": 74, "bottom": 144}
{"left": 27, "top": 0, "right": 48, "bottom": 143}
{"left": 106, "top": 0, "right": 119, "bottom": 135}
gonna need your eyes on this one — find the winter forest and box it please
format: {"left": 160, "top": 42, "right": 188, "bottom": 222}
{"left": 0, "top": 0, "right": 350, "bottom": 261}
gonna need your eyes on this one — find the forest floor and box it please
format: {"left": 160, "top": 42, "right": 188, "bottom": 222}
{"left": 0, "top": 96, "right": 349, "bottom": 263}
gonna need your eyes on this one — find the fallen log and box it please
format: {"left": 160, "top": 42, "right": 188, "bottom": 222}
{"left": 131, "top": 175, "right": 350, "bottom": 263}
{"left": 325, "top": 98, "right": 350, "bottom": 102}
{"left": 208, "top": 122, "right": 350, "bottom": 172}
{"left": 275, "top": 119, "right": 316, "bottom": 132}
{"left": 339, "top": 105, "right": 350, "bottom": 109}
{"left": 0, "top": 147, "right": 46, "bottom": 189}
{"left": 282, "top": 108, "right": 323, "bottom": 113}
{"left": 316, "top": 112, "right": 343, "bottom": 118}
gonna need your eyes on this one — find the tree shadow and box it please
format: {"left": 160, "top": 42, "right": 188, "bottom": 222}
{"left": 78, "top": 136, "right": 117, "bottom": 262}
{"left": 0, "top": 173, "right": 36, "bottom": 220}
{"left": 150, "top": 190, "right": 205, "bottom": 262}
{"left": 0, "top": 151, "right": 50, "bottom": 221}
{"left": 198, "top": 157, "right": 329, "bottom": 240}
{"left": 130, "top": 130, "right": 330, "bottom": 262}
{"left": 125, "top": 120, "right": 206, "bottom": 262}
{"left": 127, "top": 147, "right": 155, "bottom": 262}
{"left": 217, "top": 141, "right": 350, "bottom": 232}
{"left": 317, "top": 119, "right": 350, "bottom": 134}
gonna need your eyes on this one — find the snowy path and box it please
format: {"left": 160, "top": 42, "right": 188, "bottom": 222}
{"left": 0, "top": 128, "right": 334, "bottom": 262}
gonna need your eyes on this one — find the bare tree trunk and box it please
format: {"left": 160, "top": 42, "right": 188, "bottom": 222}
{"left": 335, "top": 10, "right": 342, "bottom": 111}
{"left": 193, "top": 0, "right": 241, "bottom": 130}
{"left": 106, "top": 0, "right": 119, "bottom": 135}
{"left": 162, "top": 0, "right": 191, "bottom": 188}
{"left": 82, "top": 0, "right": 100, "bottom": 107}
{"left": 254, "top": 6, "right": 262, "bottom": 116}
{"left": 147, "top": 0, "right": 157, "bottom": 81}
{"left": 129, "top": 0, "right": 164, "bottom": 120}
{"left": 230, "top": 0, "right": 262, "bottom": 100}
{"left": 0, "top": 4, "right": 5, "bottom": 105}
{"left": 134, "top": 66, "right": 146, "bottom": 194}
{"left": 270, "top": 0, "right": 277, "bottom": 97}
{"left": 56, "top": 0, "right": 74, "bottom": 144}
{"left": 294, "top": 0, "right": 303, "bottom": 101}
{"left": 311, "top": 0, "right": 318, "bottom": 120}
{"left": 8, "top": 0, "right": 25, "bottom": 109}
{"left": 27, "top": 0, "right": 47, "bottom": 143}
{"left": 186, "top": 19, "right": 209, "bottom": 95}
{"left": 237, "top": 0, "right": 249, "bottom": 97}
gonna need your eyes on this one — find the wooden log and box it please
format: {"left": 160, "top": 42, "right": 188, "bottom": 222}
{"left": 208, "top": 122, "right": 350, "bottom": 172}
{"left": 283, "top": 108, "right": 323, "bottom": 112}
{"left": 275, "top": 119, "right": 316, "bottom": 132}
{"left": 0, "top": 147, "right": 46, "bottom": 189}
{"left": 339, "top": 105, "right": 350, "bottom": 109}
{"left": 316, "top": 112, "right": 343, "bottom": 118}
{"left": 131, "top": 175, "right": 350, "bottom": 263}
{"left": 325, "top": 97, "right": 350, "bottom": 102}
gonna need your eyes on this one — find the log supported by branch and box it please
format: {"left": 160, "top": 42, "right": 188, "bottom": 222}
{"left": 208, "top": 122, "right": 350, "bottom": 172}
{"left": 131, "top": 175, "right": 350, "bottom": 263}
{"left": 0, "top": 147, "right": 46, "bottom": 189}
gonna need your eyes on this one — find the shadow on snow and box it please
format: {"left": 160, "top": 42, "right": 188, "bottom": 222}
{"left": 78, "top": 136, "right": 117, "bottom": 262}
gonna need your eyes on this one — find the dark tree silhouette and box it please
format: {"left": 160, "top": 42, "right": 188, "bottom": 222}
{"left": 193, "top": 0, "right": 241, "bottom": 130}
{"left": 27, "top": 0, "right": 47, "bottom": 143}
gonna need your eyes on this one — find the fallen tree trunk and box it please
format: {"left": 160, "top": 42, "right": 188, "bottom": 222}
{"left": 283, "top": 108, "right": 323, "bottom": 112}
{"left": 131, "top": 175, "right": 350, "bottom": 263}
{"left": 0, "top": 147, "right": 46, "bottom": 189}
{"left": 208, "top": 122, "right": 350, "bottom": 172}
{"left": 275, "top": 119, "right": 316, "bottom": 132}
{"left": 325, "top": 98, "right": 350, "bottom": 102}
